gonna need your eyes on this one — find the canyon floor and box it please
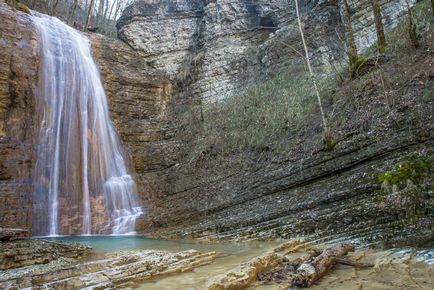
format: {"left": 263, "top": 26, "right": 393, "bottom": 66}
{"left": 0, "top": 234, "right": 433, "bottom": 290}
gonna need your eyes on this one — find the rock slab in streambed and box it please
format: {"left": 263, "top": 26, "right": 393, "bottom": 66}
{"left": 0, "top": 241, "right": 216, "bottom": 289}
{"left": 0, "top": 239, "right": 91, "bottom": 270}
{"left": 0, "top": 228, "right": 28, "bottom": 241}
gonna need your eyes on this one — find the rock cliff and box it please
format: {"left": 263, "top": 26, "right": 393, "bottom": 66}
{"left": 114, "top": 0, "right": 432, "bottom": 246}
{"left": 0, "top": 2, "right": 36, "bottom": 230}
{"left": 0, "top": 0, "right": 431, "bottom": 247}
{"left": 117, "top": 0, "right": 416, "bottom": 102}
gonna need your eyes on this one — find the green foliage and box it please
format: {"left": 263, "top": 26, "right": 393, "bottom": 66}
{"left": 376, "top": 155, "right": 433, "bottom": 220}
{"left": 377, "top": 156, "right": 432, "bottom": 188}
{"left": 190, "top": 69, "right": 335, "bottom": 156}
{"left": 349, "top": 54, "right": 372, "bottom": 77}
{"left": 323, "top": 134, "right": 337, "bottom": 152}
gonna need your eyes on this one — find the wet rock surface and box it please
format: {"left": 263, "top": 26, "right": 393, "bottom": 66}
{"left": 0, "top": 240, "right": 216, "bottom": 289}
{"left": 0, "top": 239, "right": 91, "bottom": 270}
{"left": 0, "top": 228, "right": 28, "bottom": 241}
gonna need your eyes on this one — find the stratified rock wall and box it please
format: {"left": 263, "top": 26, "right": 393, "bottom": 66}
{"left": 0, "top": 2, "right": 37, "bottom": 230}
{"left": 90, "top": 34, "right": 176, "bottom": 215}
{"left": 114, "top": 0, "right": 432, "bottom": 245}
{"left": 349, "top": 0, "right": 416, "bottom": 51}
{"left": 117, "top": 0, "right": 415, "bottom": 102}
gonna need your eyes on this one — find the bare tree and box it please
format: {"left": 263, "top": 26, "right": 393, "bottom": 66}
{"left": 293, "top": 0, "right": 330, "bottom": 141}
{"left": 371, "top": 0, "right": 387, "bottom": 53}
{"left": 406, "top": 0, "right": 419, "bottom": 48}
{"left": 339, "top": 0, "right": 359, "bottom": 71}
{"left": 85, "top": 0, "right": 96, "bottom": 29}
{"left": 67, "top": 0, "right": 79, "bottom": 25}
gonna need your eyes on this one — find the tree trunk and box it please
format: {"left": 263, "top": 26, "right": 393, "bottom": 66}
{"left": 85, "top": 0, "right": 96, "bottom": 29}
{"left": 67, "top": 0, "right": 79, "bottom": 25}
{"left": 293, "top": 0, "right": 330, "bottom": 139}
{"left": 371, "top": 0, "right": 387, "bottom": 53}
{"left": 339, "top": 0, "right": 358, "bottom": 71}
{"left": 50, "top": 0, "right": 59, "bottom": 16}
{"left": 406, "top": 1, "right": 419, "bottom": 48}
{"left": 292, "top": 243, "right": 355, "bottom": 287}
{"left": 105, "top": 0, "right": 117, "bottom": 26}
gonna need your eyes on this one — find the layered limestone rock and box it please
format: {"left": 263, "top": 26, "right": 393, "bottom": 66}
{"left": 0, "top": 2, "right": 37, "bottom": 231}
{"left": 349, "top": 0, "right": 417, "bottom": 51}
{"left": 117, "top": 0, "right": 415, "bottom": 102}
{"left": 0, "top": 2, "right": 174, "bottom": 233}
{"left": 117, "top": 0, "right": 337, "bottom": 102}
{"left": 139, "top": 46, "right": 433, "bottom": 246}
{"left": 0, "top": 239, "right": 91, "bottom": 270}
{"left": 90, "top": 34, "right": 176, "bottom": 215}
{"left": 0, "top": 245, "right": 216, "bottom": 289}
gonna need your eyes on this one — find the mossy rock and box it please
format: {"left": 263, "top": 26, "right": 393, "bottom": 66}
{"left": 6, "top": 0, "right": 30, "bottom": 14}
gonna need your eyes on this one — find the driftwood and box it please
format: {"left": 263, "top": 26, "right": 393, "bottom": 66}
{"left": 258, "top": 247, "right": 322, "bottom": 284}
{"left": 292, "top": 243, "right": 355, "bottom": 287}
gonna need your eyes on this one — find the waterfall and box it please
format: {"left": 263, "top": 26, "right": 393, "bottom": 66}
{"left": 31, "top": 12, "right": 143, "bottom": 236}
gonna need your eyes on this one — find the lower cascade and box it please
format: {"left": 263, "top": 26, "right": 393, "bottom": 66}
{"left": 31, "top": 12, "right": 143, "bottom": 236}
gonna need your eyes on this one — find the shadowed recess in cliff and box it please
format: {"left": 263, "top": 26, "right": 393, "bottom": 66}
{"left": 31, "top": 12, "right": 144, "bottom": 236}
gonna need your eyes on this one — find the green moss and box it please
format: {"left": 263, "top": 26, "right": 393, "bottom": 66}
{"left": 377, "top": 156, "right": 432, "bottom": 187}
{"left": 323, "top": 134, "right": 337, "bottom": 151}
{"left": 376, "top": 155, "right": 433, "bottom": 218}
{"left": 349, "top": 55, "right": 372, "bottom": 77}
{"left": 408, "top": 21, "right": 420, "bottom": 48}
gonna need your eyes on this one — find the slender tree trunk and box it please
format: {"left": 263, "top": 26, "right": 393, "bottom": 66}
{"left": 339, "top": 0, "right": 358, "bottom": 70}
{"left": 67, "top": 0, "right": 79, "bottom": 24}
{"left": 96, "top": 0, "right": 105, "bottom": 27}
{"left": 293, "top": 0, "right": 330, "bottom": 138}
{"left": 406, "top": 0, "right": 419, "bottom": 48}
{"left": 85, "top": 0, "right": 96, "bottom": 29}
{"left": 371, "top": 0, "right": 387, "bottom": 53}
{"left": 113, "top": 0, "right": 122, "bottom": 21}
{"left": 50, "top": 0, "right": 59, "bottom": 16}
{"left": 105, "top": 0, "right": 117, "bottom": 25}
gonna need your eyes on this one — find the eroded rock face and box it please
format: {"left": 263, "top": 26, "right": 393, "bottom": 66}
{"left": 0, "top": 239, "right": 91, "bottom": 270}
{"left": 0, "top": 245, "right": 216, "bottom": 289}
{"left": 117, "top": 0, "right": 332, "bottom": 102}
{"left": 90, "top": 34, "right": 176, "bottom": 216}
{"left": 117, "top": 0, "right": 415, "bottom": 102}
{"left": 0, "top": 2, "right": 37, "bottom": 231}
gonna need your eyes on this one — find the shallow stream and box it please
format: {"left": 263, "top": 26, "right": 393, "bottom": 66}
{"left": 45, "top": 236, "right": 433, "bottom": 290}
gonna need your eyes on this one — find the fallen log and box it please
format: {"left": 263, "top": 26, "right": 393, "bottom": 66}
{"left": 258, "top": 247, "right": 322, "bottom": 284}
{"left": 292, "top": 243, "right": 355, "bottom": 287}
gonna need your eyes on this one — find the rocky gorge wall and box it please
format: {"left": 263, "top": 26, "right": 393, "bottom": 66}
{"left": 0, "top": 1, "right": 174, "bottom": 234}
{"left": 0, "top": 0, "right": 431, "bottom": 247}
{"left": 0, "top": 2, "right": 36, "bottom": 230}
{"left": 113, "top": 0, "right": 432, "bottom": 246}
{"left": 117, "top": 0, "right": 416, "bottom": 102}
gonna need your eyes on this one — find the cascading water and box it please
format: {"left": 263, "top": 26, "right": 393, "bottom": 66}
{"left": 31, "top": 12, "right": 143, "bottom": 236}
